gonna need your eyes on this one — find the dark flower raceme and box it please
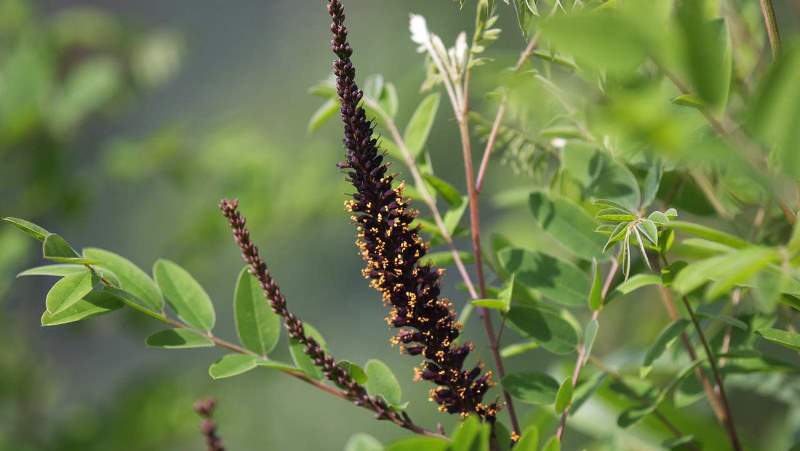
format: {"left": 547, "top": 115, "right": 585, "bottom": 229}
{"left": 219, "top": 199, "right": 433, "bottom": 435}
{"left": 327, "top": 0, "right": 496, "bottom": 419}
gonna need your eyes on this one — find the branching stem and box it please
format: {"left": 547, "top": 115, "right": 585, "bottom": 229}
{"left": 88, "top": 258, "right": 443, "bottom": 438}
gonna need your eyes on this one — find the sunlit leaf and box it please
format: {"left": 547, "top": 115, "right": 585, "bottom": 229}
{"left": 615, "top": 273, "right": 661, "bottom": 295}
{"left": 404, "top": 93, "right": 440, "bottom": 157}
{"left": 2, "top": 216, "right": 49, "bottom": 241}
{"left": 45, "top": 270, "right": 97, "bottom": 314}
{"left": 153, "top": 259, "right": 216, "bottom": 331}
{"left": 41, "top": 291, "right": 123, "bottom": 326}
{"left": 84, "top": 248, "right": 163, "bottom": 311}
{"left": 208, "top": 354, "right": 259, "bottom": 379}
{"left": 756, "top": 328, "right": 800, "bottom": 351}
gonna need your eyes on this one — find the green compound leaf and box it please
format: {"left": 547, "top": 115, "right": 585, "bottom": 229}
{"left": 84, "top": 247, "right": 163, "bottom": 311}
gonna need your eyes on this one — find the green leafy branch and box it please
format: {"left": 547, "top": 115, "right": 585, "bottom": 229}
{"left": 1, "top": 215, "right": 439, "bottom": 438}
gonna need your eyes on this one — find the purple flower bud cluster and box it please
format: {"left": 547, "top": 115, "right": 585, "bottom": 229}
{"left": 327, "top": 0, "right": 496, "bottom": 419}
{"left": 194, "top": 398, "right": 225, "bottom": 451}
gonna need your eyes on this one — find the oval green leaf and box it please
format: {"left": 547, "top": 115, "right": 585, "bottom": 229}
{"left": 153, "top": 259, "right": 215, "bottom": 331}
{"left": 529, "top": 191, "right": 607, "bottom": 260}
{"left": 588, "top": 259, "right": 603, "bottom": 310}
{"left": 498, "top": 248, "right": 589, "bottom": 307}
{"left": 2, "top": 216, "right": 49, "bottom": 241}
{"left": 18, "top": 264, "right": 90, "bottom": 278}
{"left": 554, "top": 377, "right": 574, "bottom": 413}
{"left": 46, "top": 270, "right": 96, "bottom": 314}
{"left": 404, "top": 93, "right": 440, "bottom": 157}
{"left": 501, "top": 372, "right": 560, "bottom": 405}
{"left": 365, "top": 359, "right": 403, "bottom": 407}
{"left": 345, "top": 433, "right": 384, "bottom": 451}
{"left": 145, "top": 329, "right": 214, "bottom": 349}
{"left": 234, "top": 267, "right": 281, "bottom": 356}
{"left": 507, "top": 304, "right": 578, "bottom": 354}
{"left": 41, "top": 291, "right": 124, "bottom": 326}
{"left": 209, "top": 354, "right": 259, "bottom": 379}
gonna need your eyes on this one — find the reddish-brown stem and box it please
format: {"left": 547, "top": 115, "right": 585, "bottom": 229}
{"left": 475, "top": 34, "right": 539, "bottom": 194}
{"left": 457, "top": 116, "right": 520, "bottom": 434}
{"left": 680, "top": 294, "right": 743, "bottom": 451}
{"left": 655, "top": 256, "right": 742, "bottom": 451}
{"left": 475, "top": 101, "right": 506, "bottom": 194}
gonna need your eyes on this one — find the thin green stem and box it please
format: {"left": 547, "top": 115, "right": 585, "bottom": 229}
{"left": 556, "top": 258, "right": 618, "bottom": 442}
{"left": 679, "top": 294, "right": 742, "bottom": 451}
{"left": 588, "top": 356, "right": 701, "bottom": 451}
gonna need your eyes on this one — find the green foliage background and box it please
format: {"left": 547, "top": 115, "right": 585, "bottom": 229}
{"left": 2, "top": 0, "right": 800, "bottom": 450}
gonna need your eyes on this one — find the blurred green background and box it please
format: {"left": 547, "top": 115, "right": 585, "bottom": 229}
{"left": 0, "top": 1, "right": 528, "bottom": 449}
{"left": 2, "top": 0, "right": 800, "bottom": 450}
